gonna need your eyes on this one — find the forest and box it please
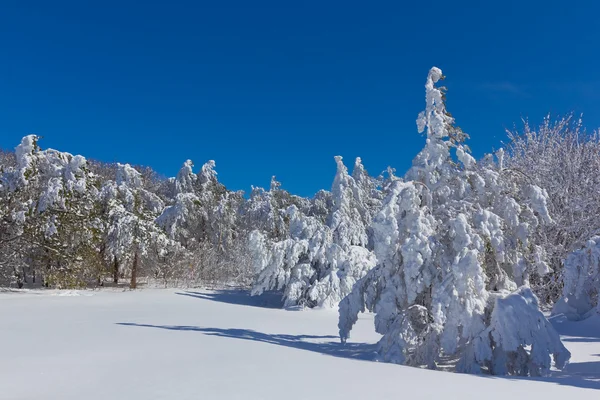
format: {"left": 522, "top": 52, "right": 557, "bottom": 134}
{"left": 1, "top": 67, "right": 598, "bottom": 377}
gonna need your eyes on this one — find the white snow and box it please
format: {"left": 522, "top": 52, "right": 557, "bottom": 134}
{"left": 0, "top": 289, "right": 598, "bottom": 399}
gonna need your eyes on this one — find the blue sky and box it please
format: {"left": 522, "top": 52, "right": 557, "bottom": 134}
{"left": 1, "top": 1, "right": 599, "bottom": 197}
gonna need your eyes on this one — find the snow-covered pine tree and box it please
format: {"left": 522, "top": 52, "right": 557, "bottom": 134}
{"left": 329, "top": 156, "right": 369, "bottom": 248}
{"left": 242, "top": 177, "right": 311, "bottom": 240}
{"left": 250, "top": 157, "right": 379, "bottom": 308}
{"left": 187, "top": 160, "right": 244, "bottom": 251}
{"left": 155, "top": 160, "right": 203, "bottom": 248}
{"left": 156, "top": 159, "right": 250, "bottom": 286}
{"left": 308, "top": 189, "right": 333, "bottom": 224}
{"left": 351, "top": 157, "right": 383, "bottom": 243}
{"left": 338, "top": 67, "right": 569, "bottom": 376}
{"left": 100, "top": 163, "right": 169, "bottom": 288}
{"left": 0, "top": 135, "right": 101, "bottom": 288}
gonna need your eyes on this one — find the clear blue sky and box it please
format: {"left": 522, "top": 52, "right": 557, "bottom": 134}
{"left": 1, "top": 1, "right": 599, "bottom": 197}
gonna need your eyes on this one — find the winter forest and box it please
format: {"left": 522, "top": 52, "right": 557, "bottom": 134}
{"left": 2, "top": 67, "right": 600, "bottom": 378}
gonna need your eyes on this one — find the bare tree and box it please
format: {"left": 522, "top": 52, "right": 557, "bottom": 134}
{"left": 505, "top": 115, "right": 600, "bottom": 304}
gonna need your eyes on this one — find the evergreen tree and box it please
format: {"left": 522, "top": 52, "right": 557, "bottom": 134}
{"left": 338, "top": 67, "right": 569, "bottom": 376}
{"left": 250, "top": 157, "right": 379, "bottom": 308}
{"left": 101, "top": 163, "right": 167, "bottom": 288}
{"left": 0, "top": 135, "right": 101, "bottom": 288}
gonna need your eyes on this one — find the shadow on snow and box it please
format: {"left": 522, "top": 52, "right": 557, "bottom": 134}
{"left": 116, "top": 323, "right": 377, "bottom": 361}
{"left": 116, "top": 295, "right": 600, "bottom": 391}
{"left": 116, "top": 321, "right": 600, "bottom": 391}
{"left": 175, "top": 289, "right": 285, "bottom": 309}
{"left": 500, "top": 361, "right": 600, "bottom": 391}
{"left": 549, "top": 314, "right": 600, "bottom": 341}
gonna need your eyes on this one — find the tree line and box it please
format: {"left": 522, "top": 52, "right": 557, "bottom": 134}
{"left": 1, "top": 67, "right": 598, "bottom": 377}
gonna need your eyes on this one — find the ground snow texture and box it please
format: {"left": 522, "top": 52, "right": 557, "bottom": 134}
{"left": 0, "top": 289, "right": 598, "bottom": 399}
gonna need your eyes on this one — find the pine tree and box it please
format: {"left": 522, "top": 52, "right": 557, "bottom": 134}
{"left": 338, "top": 67, "right": 569, "bottom": 376}
{"left": 250, "top": 157, "right": 379, "bottom": 308}
{"left": 0, "top": 135, "right": 102, "bottom": 288}
{"left": 101, "top": 163, "right": 168, "bottom": 288}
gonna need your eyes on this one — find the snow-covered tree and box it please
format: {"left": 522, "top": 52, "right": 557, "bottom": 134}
{"left": 250, "top": 205, "right": 376, "bottom": 308}
{"left": 0, "top": 148, "right": 15, "bottom": 172}
{"left": 308, "top": 189, "right": 333, "bottom": 224}
{"left": 352, "top": 157, "right": 383, "bottom": 234}
{"left": 155, "top": 160, "right": 203, "bottom": 247}
{"left": 555, "top": 236, "right": 600, "bottom": 319}
{"left": 175, "top": 159, "right": 197, "bottom": 195}
{"left": 329, "top": 156, "right": 369, "bottom": 248}
{"left": 158, "top": 160, "right": 219, "bottom": 246}
{"left": 242, "top": 177, "right": 311, "bottom": 240}
{"left": 505, "top": 116, "right": 600, "bottom": 304}
{"left": 156, "top": 159, "right": 250, "bottom": 286}
{"left": 100, "top": 163, "right": 168, "bottom": 288}
{"left": 250, "top": 157, "right": 380, "bottom": 308}
{"left": 338, "top": 67, "right": 569, "bottom": 376}
{"left": 0, "top": 135, "right": 101, "bottom": 288}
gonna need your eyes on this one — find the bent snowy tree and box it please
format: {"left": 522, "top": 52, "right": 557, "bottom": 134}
{"left": 338, "top": 67, "right": 570, "bottom": 376}
{"left": 555, "top": 236, "right": 600, "bottom": 320}
{"left": 249, "top": 156, "right": 380, "bottom": 308}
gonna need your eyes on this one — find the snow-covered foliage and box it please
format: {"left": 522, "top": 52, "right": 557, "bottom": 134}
{"left": 338, "top": 67, "right": 568, "bottom": 376}
{"left": 556, "top": 236, "right": 600, "bottom": 319}
{"left": 505, "top": 117, "right": 600, "bottom": 304}
{"left": 99, "top": 162, "right": 176, "bottom": 288}
{"left": 250, "top": 204, "right": 376, "bottom": 308}
{"left": 329, "top": 156, "right": 369, "bottom": 248}
{"left": 155, "top": 161, "right": 204, "bottom": 247}
{"left": 459, "top": 287, "right": 570, "bottom": 376}
{"left": 0, "top": 135, "right": 100, "bottom": 287}
{"left": 248, "top": 156, "right": 381, "bottom": 308}
{"left": 242, "top": 177, "right": 311, "bottom": 240}
{"left": 0, "top": 66, "right": 592, "bottom": 380}
{"left": 155, "top": 159, "right": 250, "bottom": 286}
{"left": 154, "top": 159, "right": 234, "bottom": 250}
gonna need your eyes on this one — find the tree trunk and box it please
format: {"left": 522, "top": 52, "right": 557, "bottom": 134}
{"left": 113, "top": 257, "right": 119, "bottom": 284}
{"left": 15, "top": 267, "right": 23, "bottom": 289}
{"left": 130, "top": 252, "right": 138, "bottom": 289}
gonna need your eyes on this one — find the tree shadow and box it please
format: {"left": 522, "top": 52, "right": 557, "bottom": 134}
{"left": 549, "top": 314, "right": 600, "bottom": 340}
{"left": 500, "top": 361, "right": 600, "bottom": 391}
{"left": 116, "top": 323, "right": 377, "bottom": 361}
{"left": 175, "top": 290, "right": 284, "bottom": 309}
{"left": 117, "top": 319, "right": 600, "bottom": 391}
{"left": 562, "top": 337, "right": 600, "bottom": 343}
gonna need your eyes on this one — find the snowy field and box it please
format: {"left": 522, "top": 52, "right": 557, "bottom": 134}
{"left": 0, "top": 289, "right": 598, "bottom": 400}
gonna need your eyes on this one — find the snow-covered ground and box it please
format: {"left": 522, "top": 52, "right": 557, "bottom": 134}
{"left": 0, "top": 289, "right": 598, "bottom": 400}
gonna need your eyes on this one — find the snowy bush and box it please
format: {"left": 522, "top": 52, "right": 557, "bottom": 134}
{"left": 459, "top": 287, "right": 570, "bottom": 376}
{"left": 338, "top": 67, "right": 569, "bottom": 376}
{"left": 555, "top": 236, "right": 600, "bottom": 319}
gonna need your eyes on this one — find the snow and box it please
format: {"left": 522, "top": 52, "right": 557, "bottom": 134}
{"left": 249, "top": 155, "right": 379, "bottom": 308}
{"left": 560, "top": 236, "right": 600, "bottom": 318}
{"left": 0, "top": 289, "right": 598, "bottom": 399}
